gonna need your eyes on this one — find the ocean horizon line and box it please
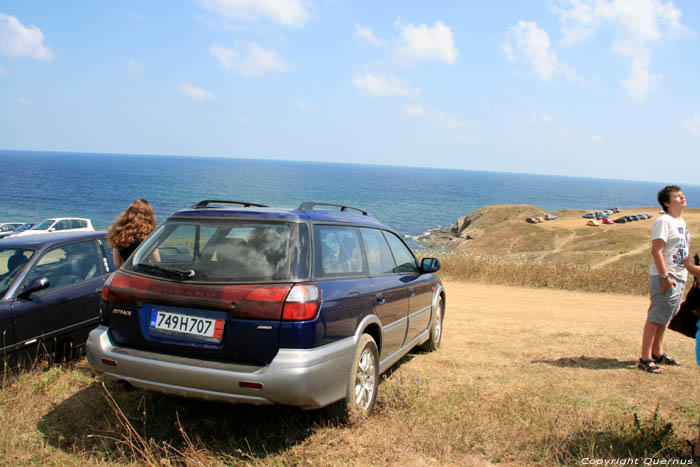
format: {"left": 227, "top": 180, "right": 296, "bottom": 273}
{"left": 1, "top": 148, "right": 694, "bottom": 189}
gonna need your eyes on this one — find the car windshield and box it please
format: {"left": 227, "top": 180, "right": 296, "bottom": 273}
{"left": 33, "top": 220, "right": 55, "bottom": 230}
{"left": 126, "top": 220, "right": 310, "bottom": 282}
{"left": 0, "top": 248, "right": 34, "bottom": 297}
{"left": 15, "top": 223, "right": 34, "bottom": 232}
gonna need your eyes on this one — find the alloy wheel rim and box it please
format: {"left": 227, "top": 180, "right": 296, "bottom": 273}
{"left": 354, "top": 348, "right": 376, "bottom": 410}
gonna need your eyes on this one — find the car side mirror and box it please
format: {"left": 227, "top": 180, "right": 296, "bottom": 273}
{"left": 18, "top": 277, "right": 50, "bottom": 299}
{"left": 421, "top": 257, "right": 440, "bottom": 273}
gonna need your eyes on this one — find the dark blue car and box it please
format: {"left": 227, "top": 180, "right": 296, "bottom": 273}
{"left": 0, "top": 231, "right": 114, "bottom": 368}
{"left": 87, "top": 200, "right": 445, "bottom": 418}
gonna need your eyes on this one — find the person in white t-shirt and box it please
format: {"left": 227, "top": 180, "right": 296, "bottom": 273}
{"left": 638, "top": 185, "right": 689, "bottom": 374}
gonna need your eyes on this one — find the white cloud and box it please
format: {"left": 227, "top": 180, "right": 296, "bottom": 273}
{"left": 547, "top": 0, "right": 687, "bottom": 100}
{"left": 296, "top": 99, "right": 313, "bottom": 111}
{"left": 684, "top": 111, "right": 700, "bottom": 136}
{"left": 354, "top": 24, "right": 386, "bottom": 47}
{"left": 352, "top": 72, "right": 415, "bottom": 98}
{"left": 541, "top": 112, "right": 557, "bottom": 124}
{"left": 179, "top": 83, "right": 214, "bottom": 101}
{"left": 404, "top": 104, "right": 425, "bottom": 117}
{"left": 210, "top": 42, "right": 289, "bottom": 78}
{"left": 513, "top": 111, "right": 558, "bottom": 125}
{"left": 559, "top": 128, "right": 604, "bottom": 143}
{"left": 434, "top": 111, "right": 464, "bottom": 129}
{"left": 199, "top": 0, "right": 310, "bottom": 27}
{"left": 395, "top": 21, "right": 458, "bottom": 65}
{"left": 503, "top": 21, "right": 581, "bottom": 83}
{"left": 123, "top": 59, "right": 147, "bottom": 77}
{"left": 0, "top": 14, "right": 53, "bottom": 60}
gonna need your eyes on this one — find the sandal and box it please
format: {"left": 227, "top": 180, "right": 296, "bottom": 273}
{"left": 638, "top": 358, "right": 663, "bottom": 373}
{"left": 652, "top": 353, "right": 680, "bottom": 366}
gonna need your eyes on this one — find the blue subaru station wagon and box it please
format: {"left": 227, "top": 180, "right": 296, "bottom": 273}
{"left": 87, "top": 201, "right": 445, "bottom": 418}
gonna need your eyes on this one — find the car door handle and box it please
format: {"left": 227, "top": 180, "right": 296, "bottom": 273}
{"left": 376, "top": 295, "right": 386, "bottom": 304}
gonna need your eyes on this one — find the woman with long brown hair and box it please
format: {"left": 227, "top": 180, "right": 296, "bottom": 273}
{"left": 108, "top": 198, "right": 157, "bottom": 267}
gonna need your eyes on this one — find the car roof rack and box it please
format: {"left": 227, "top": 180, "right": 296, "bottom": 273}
{"left": 194, "top": 200, "right": 268, "bottom": 208}
{"left": 298, "top": 202, "right": 369, "bottom": 216}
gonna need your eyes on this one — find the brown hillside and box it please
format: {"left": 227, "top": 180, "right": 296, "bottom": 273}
{"left": 421, "top": 205, "right": 700, "bottom": 270}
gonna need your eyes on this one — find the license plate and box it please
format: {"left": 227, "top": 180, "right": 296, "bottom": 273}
{"left": 150, "top": 309, "right": 224, "bottom": 341}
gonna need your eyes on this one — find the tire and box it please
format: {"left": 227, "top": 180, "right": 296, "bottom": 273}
{"left": 323, "top": 333, "right": 379, "bottom": 423}
{"left": 420, "top": 295, "right": 444, "bottom": 352}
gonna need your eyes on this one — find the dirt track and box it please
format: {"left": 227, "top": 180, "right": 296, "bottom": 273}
{"left": 436, "top": 280, "right": 698, "bottom": 368}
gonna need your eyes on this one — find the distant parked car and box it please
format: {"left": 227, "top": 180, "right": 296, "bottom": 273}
{"left": 0, "top": 231, "right": 114, "bottom": 368}
{"left": 614, "top": 217, "right": 627, "bottom": 224}
{"left": 631, "top": 215, "right": 639, "bottom": 221}
{"left": 0, "top": 223, "right": 24, "bottom": 233}
{"left": 583, "top": 213, "right": 595, "bottom": 219}
{"left": 0, "top": 222, "right": 36, "bottom": 239}
{"left": 602, "top": 218, "right": 614, "bottom": 224}
{"left": 526, "top": 218, "right": 538, "bottom": 224}
{"left": 595, "top": 212, "right": 608, "bottom": 220}
{"left": 535, "top": 216, "right": 545, "bottom": 223}
{"left": 12, "top": 218, "right": 95, "bottom": 237}
{"left": 587, "top": 220, "right": 599, "bottom": 227}
{"left": 544, "top": 214, "right": 557, "bottom": 220}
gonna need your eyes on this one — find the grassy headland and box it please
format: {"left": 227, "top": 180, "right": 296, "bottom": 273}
{"left": 422, "top": 204, "right": 700, "bottom": 296}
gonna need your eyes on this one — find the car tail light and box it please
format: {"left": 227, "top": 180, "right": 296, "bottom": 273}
{"left": 229, "top": 285, "right": 292, "bottom": 320}
{"left": 101, "top": 271, "right": 151, "bottom": 308}
{"left": 282, "top": 284, "right": 321, "bottom": 321}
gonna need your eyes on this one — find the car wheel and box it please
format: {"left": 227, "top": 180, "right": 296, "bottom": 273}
{"left": 324, "top": 333, "right": 379, "bottom": 423}
{"left": 421, "top": 295, "right": 444, "bottom": 352}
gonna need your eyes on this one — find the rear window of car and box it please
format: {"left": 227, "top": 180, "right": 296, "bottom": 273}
{"left": 127, "top": 220, "right": 310, "bottom": 283}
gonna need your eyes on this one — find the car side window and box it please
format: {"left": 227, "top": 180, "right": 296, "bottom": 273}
{"left": 53, "top": 220, "right": 70, "bottom": 231}
{"left": 71, "top": 219, "right": 87, "bottom": 229}
{"left": 314, "top": 225, "right": 365, "bottom": 278}
{"left": 23, "top": 240, "right": 107, "bottom": 291}
{"left": 360, "top": 228, "right": 395, "bottom": 276}
{"left": 383, "top": 232, "right": 418, "bottom": 274}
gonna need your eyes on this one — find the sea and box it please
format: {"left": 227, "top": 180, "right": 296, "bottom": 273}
{"left": 2, "top": 150, "right": 699, "bottom": 248}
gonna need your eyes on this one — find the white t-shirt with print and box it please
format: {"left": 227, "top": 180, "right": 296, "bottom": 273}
{"left": 649, "top": 213, "right": 689, "bottom": 281}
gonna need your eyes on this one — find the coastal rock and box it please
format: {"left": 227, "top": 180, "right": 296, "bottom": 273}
{"left": 419, "top": 204, "right": 546, "bottom": 248}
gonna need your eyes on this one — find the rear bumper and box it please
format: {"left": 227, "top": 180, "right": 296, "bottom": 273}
{"left": 86, "top": 326, "right": 355, "bottom": 409}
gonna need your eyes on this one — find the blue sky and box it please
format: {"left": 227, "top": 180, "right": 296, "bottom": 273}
{"left": 1, "top": 1, "right": 699, "bottom": 183}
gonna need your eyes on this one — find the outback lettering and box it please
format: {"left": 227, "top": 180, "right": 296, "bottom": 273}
{"left": 112, "top": 308, "right": 133, "bottom": 317}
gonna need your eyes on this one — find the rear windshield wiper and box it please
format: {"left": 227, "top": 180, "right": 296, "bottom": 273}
{"left": 134, "top": 263, "right": 195, "bottom": 280}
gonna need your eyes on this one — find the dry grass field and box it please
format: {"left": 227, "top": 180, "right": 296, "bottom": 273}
{"left": 2, "top": 205, "right": 700, "bottom": 465}
{"left": 1, "top": 281, "right": 698, "bottom": 466}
